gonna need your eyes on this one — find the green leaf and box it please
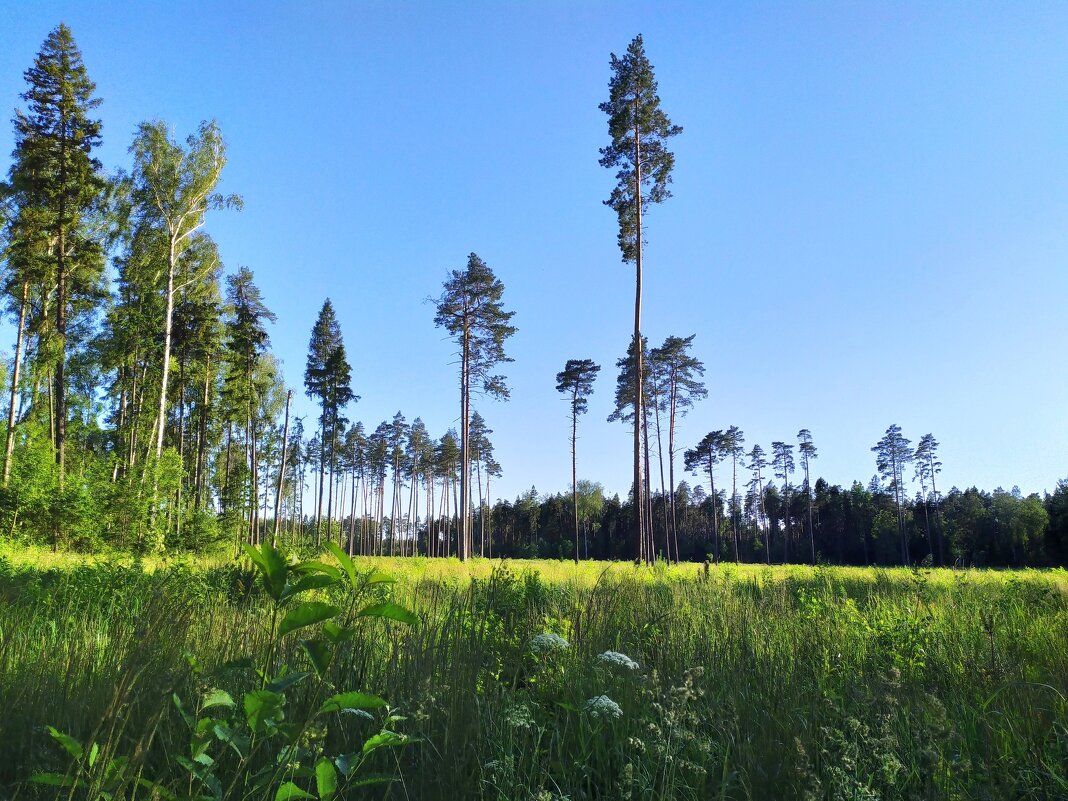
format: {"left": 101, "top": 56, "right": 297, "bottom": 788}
{"left": 322, "top": 621, "right": 354, "bottom": 644}
{"left": 365, "top": 570, "right": 396, "bottom": 586}
{"left": 201, "top": 688, "right": 235, "bottom": 711}
{"left": 30, "top": 773, "right": 77, "bottom": 787}
{"left": 302, "top": 638, "right": 333, "bottom": 679}
{"left": 319, "top": 691, "right": 387, "bottom": 715}
{"left": 315, "top": 758, "right": 338, "bottom": 801}
{"left": 280, "top": 573, "right": 339, "bottom": 601}
{"left": 173, "top": 693, "right": 193, "bottom": 728}
{"left": 244, "top": 689, "right": 284, "bottom": 734}
{"left": 88, "top": 741, "right": 99, "bottom": 768}
{"left": 266, "top": 670, "right": 312, "bottom": 693}
{"left": 243, "top": 542, "right": 290, "bottom": 600}
{"left": 212, "top": 722, "right": 249, "bottom": 759}
{"left": 357, "top": 602, "right": 418, "bottom": 626}
{"left": 291, "top": 560, "right": 342, "bottom": 580}
{"left": 349, "top": 774, "right": 395, "bottom": 787}
{"left": 325, "top": 542, "right": 357, "bottom": 588}
{"left": 46, "top": 726, "right": 82, "bottom": 759}
{"left": 279, "top": 602, "right": 341, "bottom": 637}
{"left": 135, "top": 778, "right": 178, "bottom": 801}
{"left": 362, "top": 730, "right": 409, "bottom": 754}
{"left": 275, "top": 781, "right": 315, "bottom": 801}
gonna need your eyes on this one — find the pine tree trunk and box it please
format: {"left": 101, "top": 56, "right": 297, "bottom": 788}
{"left": 632, "top": 101, "right": 645, "bottom": 562}
{"left": 572, "top": 401, "right": 579, "bottom": 563}
{"left": 459, "top": 325, "right": 470, "bottom": 560}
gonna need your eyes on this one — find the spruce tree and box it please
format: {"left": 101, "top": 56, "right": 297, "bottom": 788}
{"left": 9, "top": 24, "right": 107, "bottom": 497}
{"left": 304, "top": 299, "right": 355, "bottom": 545}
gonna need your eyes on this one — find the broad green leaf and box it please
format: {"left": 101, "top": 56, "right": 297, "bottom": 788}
{"left": 275, "top": 781, "right": 315, "bottom": 801}
{"left": 30, "top": 773, "right": 77, "bottom": 787}
{"left": 266, "top": 671, "right": 312, "bottom": 693}
{"left": 243, "top": 542, "right": 290, "bottom": 600}
{"left": 280, "top": 573, "right": 339, "bottom": 601}
{"left": 319, "top": 691, "right": 387, "bottom": 715}
{"left": 322, "top": 621, "right": 354, "bottom": 644}
{"left": 88, "top": 742, "right": 99, "bottom": 767}
{"left": 325, "top": 542, "right": 357, "bottom": 587}
{"left": 315, "top": 757, "right": 338, "bottom": 801}
{"left": 302, "top": 638, "right": 332, "bottom": 679}
{"left": 279, "top": 602, "right": 341, "bottom": 637}
{"left": 356, "top": 602, "right": 418, "bottom": 626}
{"left": 365, "top": 570, "right": 396, "bottom": 586}
{"left": 291, "top": 560, "right": 342, "bottom": 580}
{"left": 212, "top": 722, "right": 249, "bottom": 759}
{"left": 201, "top": 688, "right": 235, "bottom": 711}
{"left": 46, "top": 726, "right": 82, "bottom": 759}
{"left": 244, "top": 689, "right": 284, "bottom": 734}
{"left": 362, "top": 731, "right": 409, "bottom": 755}
{"left": 241, "top": 542, "right": 267, "bottom": 573}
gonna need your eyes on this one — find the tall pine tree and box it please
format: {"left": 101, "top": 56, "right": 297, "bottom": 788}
{"left": 600, "top": 34, "right": 681, "bottom": 561}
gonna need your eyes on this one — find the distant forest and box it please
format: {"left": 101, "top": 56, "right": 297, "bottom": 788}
{"left": 1, "top": 26, "right": 1065, "bottom": 568}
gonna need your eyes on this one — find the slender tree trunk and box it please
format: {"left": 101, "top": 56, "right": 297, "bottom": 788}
{"left": 459, "top": 325, "right": 470, "bottom": 560}
{"left": 273, "top": 390, "right": 291, "bottom": 545}
{"left": 194, "top": 356, "right": 211, "bottom": 510}
{"left": 571, "top": 400, "right": 579, "bottom": 563}
{"left": 652, "top": 389, "right": 669, "bottom": 561}
{"left": 154, "top": 238, "right": 178, "bottom": 459}
{"left": 806, "top": 464, "right": 815, "bottom": 565}
{"left": 707, "top": 454, "right": 719, "bottom": 562}
{"left": 632, "top": 101, "right": 645, "bottom": 562}
{"left": 642, "top": 399, "right": 653, "bottom": 560}
{"left": 326, "top": 415, "right": 337, "bottom": 544}
{"left": 3, "top": 281, "right": 29, "bottom": 486}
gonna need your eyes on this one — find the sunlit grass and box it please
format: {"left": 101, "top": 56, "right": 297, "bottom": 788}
{"left": 1, "top": 546, "right": 1066, "bottom": 799}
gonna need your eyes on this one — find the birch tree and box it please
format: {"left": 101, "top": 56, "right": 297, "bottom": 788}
{"left": 129, "top": 119, "right": 240, "bottom": 460}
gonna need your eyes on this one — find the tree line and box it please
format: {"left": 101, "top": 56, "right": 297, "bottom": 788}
{"left": 0, "top": 26, "right": 1063, "bottom": 567}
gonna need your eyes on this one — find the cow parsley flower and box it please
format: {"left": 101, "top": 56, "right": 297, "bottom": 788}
{"left": 503, "top": 703, "right": 535, "bottom": 729}
{"left": 584, "top": 694, "right": 623, "bottom": 719}
{"left": 530, "top": 632, "right": 570, "bottom": 654}
{"left": 598, "top": 650, "right": 639, "bottom": 670}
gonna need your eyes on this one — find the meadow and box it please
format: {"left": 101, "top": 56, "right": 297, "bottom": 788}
{"left": 1, "top": 547, "right": 1066, "bottom": 800}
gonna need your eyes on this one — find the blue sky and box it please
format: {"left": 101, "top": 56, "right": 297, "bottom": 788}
{"left": 1, "top": 1, "right": 1066, "bottom": 503}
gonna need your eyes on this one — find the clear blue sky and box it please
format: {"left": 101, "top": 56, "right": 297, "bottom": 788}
{"left": 1, "top": 1, "right": 1066, "bottom": 503}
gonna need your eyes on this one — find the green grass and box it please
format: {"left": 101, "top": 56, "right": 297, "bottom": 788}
{"left": 1, "top": 549, "right": 1066, "bottom": 800}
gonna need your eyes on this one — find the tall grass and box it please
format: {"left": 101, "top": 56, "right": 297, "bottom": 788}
{"left": 2, "top": 553, "right": 1066, "bottom": 799}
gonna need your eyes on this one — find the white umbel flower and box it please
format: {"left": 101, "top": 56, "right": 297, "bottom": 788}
{"left": 530, "top": 632, "right": 570, "bottom": 654}
{"left": 597, "top": 650, "right": 639, "bottom": 670}
{"left": 584, "top": 695, "right": 623, "bottom": 719}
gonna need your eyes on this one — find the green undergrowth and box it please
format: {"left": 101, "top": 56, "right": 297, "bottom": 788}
{"left": 1, "top": 551, "right": 1066, "bottom": 799}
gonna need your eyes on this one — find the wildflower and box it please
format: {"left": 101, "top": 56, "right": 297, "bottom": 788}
{"left": 584, "top": 695, "right": 623, "bottom": 719}
{"left": 530, "top": 632, "right": 570, "bottom": 654}
{"left": 598, "top": 650, "right": 639, "bottom": 670}
{"left": 503, "top": 703, "right": 535, "bottom": 729}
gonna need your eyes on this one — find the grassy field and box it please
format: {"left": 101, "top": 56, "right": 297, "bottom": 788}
{"left": 1, "top": 547, "right": 1066, "bottom": 800}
